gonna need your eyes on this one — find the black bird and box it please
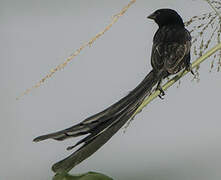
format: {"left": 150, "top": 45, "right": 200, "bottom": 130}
{"left": 34, "top": 9, "right": 192, "bottom": 173}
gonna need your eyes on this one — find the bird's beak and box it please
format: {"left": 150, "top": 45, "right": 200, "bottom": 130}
{"left": 147, "top": 13, "right": 156, "bottom": 20}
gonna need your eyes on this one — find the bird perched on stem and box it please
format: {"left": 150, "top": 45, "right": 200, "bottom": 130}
{"left": 34, "top": 9, "right": 192, "bottom": 173}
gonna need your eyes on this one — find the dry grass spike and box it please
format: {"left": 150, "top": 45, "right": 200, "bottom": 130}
{"left": 17, "top": 0, "right": 136, "bottom": 100}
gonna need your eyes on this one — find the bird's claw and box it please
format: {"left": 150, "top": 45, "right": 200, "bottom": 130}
{"left": 157, "top": 87, "right": 165, "bottom": 100}
{"left": 186, "top": 64, "right": 194, "bottom": 76}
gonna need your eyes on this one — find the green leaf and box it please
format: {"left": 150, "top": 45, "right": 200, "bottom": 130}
{"left": 53, "top": 172, "right": 113, "bottom": 180}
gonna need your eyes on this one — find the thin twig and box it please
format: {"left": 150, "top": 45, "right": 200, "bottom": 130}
{"left": 17, "top": 0, "right": 136, "bottom": 100}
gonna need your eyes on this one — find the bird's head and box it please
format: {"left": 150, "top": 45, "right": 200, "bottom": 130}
{"left": 147, "top": 9, "right": 184, "bottom": 27}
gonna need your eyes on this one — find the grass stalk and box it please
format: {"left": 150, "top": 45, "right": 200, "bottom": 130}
{"left": 132, "top": 42, "right": 221, "bottom": 118}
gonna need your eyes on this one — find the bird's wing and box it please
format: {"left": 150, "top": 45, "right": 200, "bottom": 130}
{"left": 152, "top": 41, "right": 190, "bottom": 74}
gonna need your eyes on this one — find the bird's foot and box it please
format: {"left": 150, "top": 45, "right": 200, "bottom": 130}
{"left": 186, "top": 64, "right": 194, "bottom": 76}
{"left": 157, "top": 87, "right": 165, "bottom": 100}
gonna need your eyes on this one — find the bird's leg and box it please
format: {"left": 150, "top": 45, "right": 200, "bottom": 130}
{"left": 156, "top": 80, "right": 165, "bottom": 99}
{"left": 185, "top": 62, "right": 194, "bottom": 76}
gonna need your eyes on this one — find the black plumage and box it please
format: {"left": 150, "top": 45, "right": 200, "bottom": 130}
{"left": 34, "top": 9, "right": 192, "bottom": 173}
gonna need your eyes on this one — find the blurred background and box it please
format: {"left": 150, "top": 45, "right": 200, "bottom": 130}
{"left": 1, "top": 0, "right": 221, "bottom": 179}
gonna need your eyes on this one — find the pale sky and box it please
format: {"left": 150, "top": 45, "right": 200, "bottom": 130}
{"left": 1, "top": 0, "right": 221, "bottom": 180}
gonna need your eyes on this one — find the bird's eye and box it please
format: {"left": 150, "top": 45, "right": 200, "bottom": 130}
{"left": 156, "top": 11, "right": 160, "bottom": 15}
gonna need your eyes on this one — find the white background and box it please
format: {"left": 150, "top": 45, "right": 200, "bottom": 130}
{"left": 1, "top": 0, "right": 221, "bottom": 179}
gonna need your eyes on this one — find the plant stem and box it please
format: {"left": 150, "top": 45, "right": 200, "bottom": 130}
{"left": 17, "top": 0, "right": 137, "bottom": 100}
{"left": 132, "top": 42, "right": 221, "bottom": 118}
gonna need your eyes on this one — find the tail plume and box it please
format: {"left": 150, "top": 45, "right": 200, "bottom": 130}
{"left": 34, "top": 70, "right": 159, "bottom": 173}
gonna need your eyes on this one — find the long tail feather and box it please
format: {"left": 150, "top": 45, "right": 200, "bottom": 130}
{"left": 34, "top": 70, "right": 160, "bottom": 173}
